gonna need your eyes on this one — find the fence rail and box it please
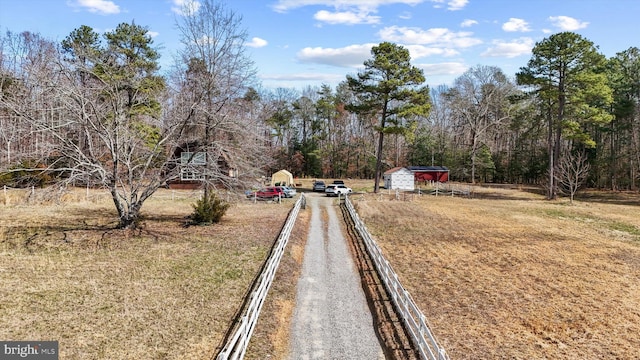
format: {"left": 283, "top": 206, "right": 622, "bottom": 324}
{"left": 344, "top": 195, "right": 450, "bottom": 360}
{"left": 216, "top": 193, "right": 305, "bottom": 360}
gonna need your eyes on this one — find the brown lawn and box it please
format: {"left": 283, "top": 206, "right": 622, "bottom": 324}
{"left": 352, "top": 185, "right": 640, "bottom": 359}
{"left": 0, "top": 187, "right": 296, "bottom": 359}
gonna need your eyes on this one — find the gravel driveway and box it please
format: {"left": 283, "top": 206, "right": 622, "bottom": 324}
{"left": 288, "top": 194, "right": 385, "bottom": 360}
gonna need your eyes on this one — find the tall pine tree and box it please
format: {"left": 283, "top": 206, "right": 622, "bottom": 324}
{"left": 517, "top": 32, "right": 613, "bottom": 199}
{"left": 346, "top": 42, "right": 430, "bottom": 193}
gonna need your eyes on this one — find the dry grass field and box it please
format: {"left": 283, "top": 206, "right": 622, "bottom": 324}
{"left": 352, "top": 185, "right": 640, "bottom": 359}
{"left": 3, "top": 180, "right": 639, "bottom": 360}
{"left": 0, "top": 187, "right": 298, "bottom": 359}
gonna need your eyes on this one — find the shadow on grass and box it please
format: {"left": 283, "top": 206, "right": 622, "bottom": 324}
{"left": 430, "top": 184, "right": 640, "bottom": 206}
{"left": 574, "top": 190, "right": 640, "bottom": 207}
{"left": 1, "top": 206, "right": 196, "bottom": 252}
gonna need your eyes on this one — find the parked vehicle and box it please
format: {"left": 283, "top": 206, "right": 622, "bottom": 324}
{"left": 325, "top": 184, "right": 352, "bottom": 197}
{"left": 332, "top": 180, "right": 345, "bottom": 185}
{"left": 313, "top": 180, "right": 326, "bottom": 192}
{"left": 255, "top": 186, "right": 285, "bottom": 199}
{"left": 276, "top": 185, "right": 297, "bottom": 198}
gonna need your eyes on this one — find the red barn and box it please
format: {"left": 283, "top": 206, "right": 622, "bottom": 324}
{"left": 407, "top": 166, "right": 449, "bottom": 183}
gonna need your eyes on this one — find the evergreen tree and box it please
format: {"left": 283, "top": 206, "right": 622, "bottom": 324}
{"left": 346, "top": 42, "right": 430, "bottom": 192}
{"left": 517, "top": 32, "right": 613, "bottom": 199}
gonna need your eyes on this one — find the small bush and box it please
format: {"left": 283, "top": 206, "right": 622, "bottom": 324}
{"left": 190, "top": 192, "right": 230, "bottom": 225}
{"left": 0, "top": 160, "right": 54, "bottom": 188}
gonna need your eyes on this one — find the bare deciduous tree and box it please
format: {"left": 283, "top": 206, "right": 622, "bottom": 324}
{"left": 556, "top": 145, "right": 591, "bottom": 204}
{"left": 444, "top": 65, "right": 516, "bottom": 183}
{"left": 173, "top": 0, "right": 265, "bottom": 198}
{"left": 0, "top": 31, "right": 64, "bottom": 180}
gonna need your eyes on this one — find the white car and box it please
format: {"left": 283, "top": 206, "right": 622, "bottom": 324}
{"left": 325, "top": 184, "right": 352, "bottom": 197}
{"left": 276, "top": 186, "right": 297, "bottom": 198}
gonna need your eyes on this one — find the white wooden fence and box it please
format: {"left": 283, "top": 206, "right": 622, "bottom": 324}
{"left": 344, "top": 195, "right": 450, "bottom": 360}
{"left": 216, "top": 193, "right": 305, "bottom": 360}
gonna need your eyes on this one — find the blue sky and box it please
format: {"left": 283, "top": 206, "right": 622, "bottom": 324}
{"left": 1, "top": 0, "right": 638, "bottom": 90}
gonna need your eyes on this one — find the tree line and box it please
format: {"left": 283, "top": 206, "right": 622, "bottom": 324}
{"left": 1, "top": 0, "right": 639, "bottom": 227}
{"left": 268, "top": 33, "right": 640, "bottom": 200}
{"left": 256, "top": 33, "right": 639, "bottom": 199}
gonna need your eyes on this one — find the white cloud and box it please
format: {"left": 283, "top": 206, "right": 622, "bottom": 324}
{"left": 549, "top": 16, "right": 589, "bottom": 31}
{"left": 296, "top": 41, "right": 461, "bottom": 69}
{"left": 481, "top": 37, "right": 534, "bottom": 58}
{"left": 502, "top": 18, "right": 531, "bottom": 32}
{"left": 247, "top": 37, "right": 268, "bottom": 48}
{"left": 70, "top": 0, "right": 120, "bottom": 14}
{"left": 147, "top": 31, "right": 159, "bottom": 38}
{"left": 297, "top": 44, "right": 375, "bottom": 67}
{"left": 418, "top": 62, "right": 468, "bottom": 76}
{"left": 271, "top": 1, "right": 468, "bottom": 27}
{"left": 460, "top": 19, "right": 478, "bottom": 28}
{"left": 399, "top": 11, "right": 412, "bottom": 19}
{"left": 405, "top": 45, "right": 459, "bottom": 58}
{"left": 378, "top": 26, "right": 482, "bottom": 48}
{"left": 171, "top": 0, "right": 201, "bottom": 16}
{"left": 445, "top": 0, "right": 468, "bottom": 11}
{"left": 272, "top": 0, "right": 426, "bottom": 26}
{"left": 272, "top": 0, "right": 425, "bottom": 13}
{"left": 314, "top": 10, "right": 380, "bottom": 24}
{"left": 197, "top": 35, "right": 266, "bottom": 49}
{"left": 427, "top": 0, "right": 468, "bottom": 10}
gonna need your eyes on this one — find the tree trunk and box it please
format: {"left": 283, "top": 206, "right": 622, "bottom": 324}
{"left": 547, "top": 101, "right": 555, "bottom": 199}
{"left": 374, "top": 131, "right": 384, "bottom": 193}
{"left": 374, "top": 103, "right": 389, "bottom": 194}
{"left": 471, "top": 129, "right": 477, "bottom": 184}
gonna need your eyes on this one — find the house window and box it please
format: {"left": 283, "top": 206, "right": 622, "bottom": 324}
{"left": 180, "top": 151, "right": 206, "bottom": 181}
{"left": 181, "top": 168, "right": 204, "bottom": 181}
{"left": 181, "top": 152, "right": 206, "bottom": 165}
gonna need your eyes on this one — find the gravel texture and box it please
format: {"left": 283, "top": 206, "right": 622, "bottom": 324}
{"left": 288, "top": 194, "right": 385, "bottom": 360}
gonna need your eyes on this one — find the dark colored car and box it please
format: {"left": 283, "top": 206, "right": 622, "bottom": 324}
{"left": 332, "top": 180, "right": 345, "bottom": 185}
{"left": 255, "top": 186, "right": 285, "bottom": 199}
{"left": 313, "top": 180, "right": 326, "bottom": 192}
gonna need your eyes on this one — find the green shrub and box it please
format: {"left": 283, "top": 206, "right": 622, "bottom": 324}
{"left": 190, "top": 192, "right": 230, "bottom": 225}
{"left": 0, "top": 160, "right": 54, "bottom": 188}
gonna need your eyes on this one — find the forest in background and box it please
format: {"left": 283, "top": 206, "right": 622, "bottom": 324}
{"left": 1, "top": 0, "right": 639, "bottom": 206}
